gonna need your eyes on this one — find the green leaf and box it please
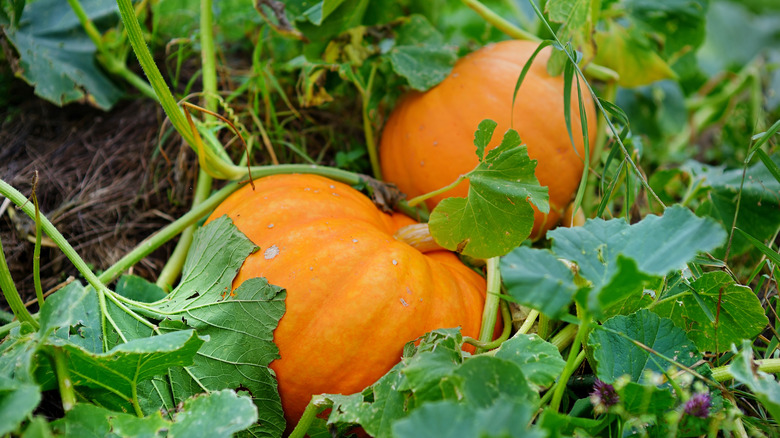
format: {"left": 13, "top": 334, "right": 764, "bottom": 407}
{"left": 651, "top": 271, "right": 768, "bottom": 353}
{"left": 546, "top": 0, "right": 593, "bottom": 61}
{"left": 387, "top": 46, "right": 457, "bottom": 91}
{"left": 473, "top": 119, "right": 497, "bottom": 161}
{"left": 454, "top": 356, "right": 538, "bottom": 407}
{"left": 0, "top": 377, "right": 41, "bottom": 436}
{"left": 51, "top": 390, "right": 257, "bottom": 437}
{"left": 152, "top": 217, "right": 286, "bottom": 437}
{"left": 167, "top": 389, "right": 259, "bottom": 437}
{"left": 392, "top": 399, "right": 543, "bottom": 438}
{"left": 550, "top": 205, "right": 726, "bottom": 317}
{"left": 617, "top": 381, "right": 676, "bottom": 415}
{"left": 493, "top": 333, "right": 566, "bottom": 389}
{"left": 2, "top": 0, "right": 123, "bottom": 109}
{"left": 115, "top": 275, "right": 167, "bottom": 303}
{"left": 386, "top": 14, "right": 457, "bottom": 91}
{"left": 41, "top": 330, "right": 204, "bottom": 406}
{"left": 592, "top": 23, "right": 677, "bottom": 88}
{"left": 39, "top": 282, "right": 102, "bottom": 354}
{"left": 588, "top": 309, "right": 702, "bottom": 383}
{"left": 729, "top": 340, "right": 780, "bottom": 422}
{"left": 624, "top": 0, "right": 709, "bottom": 58}
{"left": 501, "top": 246, "right": 580, "bottom": 319}
{"left": 429, "top": 128, "right": 549, "bottom": 258}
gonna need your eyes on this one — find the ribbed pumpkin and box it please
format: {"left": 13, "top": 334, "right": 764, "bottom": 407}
{"left": 205, "top": 174, "right": 487, "bottom": 426}
{"left": 380, "top": 39, "right": 598, "bottom": 239}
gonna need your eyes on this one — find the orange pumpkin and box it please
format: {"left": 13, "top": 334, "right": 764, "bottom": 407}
{"left": 380, "top": 39, "right": 598, "bottom": 239}
{"left": 206, "top": 174, "right": 487, "bottom": 426}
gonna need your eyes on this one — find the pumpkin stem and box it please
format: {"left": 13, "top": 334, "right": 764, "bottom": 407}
{"left": 393, "top": 223, "right": 446, "bottom": 253}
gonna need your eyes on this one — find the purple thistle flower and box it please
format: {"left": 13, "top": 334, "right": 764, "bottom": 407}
{"left": 684, "top": 392, "right": 712, "bottom": 419}
{"left": 590, "top": 379, "right": 619, "bottom": 413}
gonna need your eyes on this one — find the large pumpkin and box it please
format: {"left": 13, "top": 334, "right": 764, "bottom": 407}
{"left": 206, "top": 174, "right": 487, "bottom": 426}
{"left": 380, "top": 39, "right": 598, "bottom": 239}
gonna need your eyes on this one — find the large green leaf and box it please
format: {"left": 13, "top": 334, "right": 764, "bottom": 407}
{"left": 51, "top": 390, "right": 257, "bottom": 437}
{"left": 588, "top": 310, "right": 702, "bottom": 384}
{"left": 150, "top": 216, "right": 286, "bottom": 437}
{"left": 392, "top": 399, "right": 543, "bottom": 438}
{"left": 429, "top": 121, "right": 549, "bottom": 258}
{"left": 501, "top": 246, "right": 580, "bottom": 319}
{"left": 592, "top": 23, "right": 676, "bottom": 88}
{"left": 39, "top": 282, "right": 102, "bottom": 354}
{"left": 2, "top": 0, "right": 123, "bottom": 109}
{"left": 41, "top": 330, "right": 204, "bottom": 405}
{"left": 651, "top": 271, "right": 768, "bottom": 353}
{"left": 502, "top": 205, "right": 726, "bottom": 319}
{"left": 386, "top": 14, "right": 457, "bottom": 91}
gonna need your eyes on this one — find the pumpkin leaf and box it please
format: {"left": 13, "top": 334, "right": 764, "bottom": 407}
{"left": 148, "top": 216, "right": 287, "bottom": 437}
{"left": 588, "top": 310, "right": 702, "bottom": 384}
{"left": 325, "top": 327, "right": 545, "bottom": 437}
{"left": 392, "top": 399, "right": 543, "bottom": 438}
{"left": 386, "top": 14, "right": 457, "bottom": 91}
{"left": 429, "top": 125, "right": 549, "bottom": 259}
{"left": 493, "top": 334, "right": 567, "bottom": 390}
{"left": 39, "top": 330, "right": 204, "bottom": 407}
{"left": 1, "top": 0, "right": 123, "bottom": 109}
{"left": 501, "top": 246, "right": 580, "bottom": 319}
{"left": 651, "top": 271, "right": 768, "bottom": 353}
{"left": 50, "top": 390, "right": 257, "bottom": 438}
{"left": 549, "top": 205, "right": 727, "bottom": 318}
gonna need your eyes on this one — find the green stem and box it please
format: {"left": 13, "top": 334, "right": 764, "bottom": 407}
{"left": 0, "top": 238, "right": 38, "bottom": 328}
{"left": 407, "top": 175, "right": 466, "bottom": 208}
{"left": 116, "top": 0, "right": 197, "bottom": 146}
{"left": 516, "top": 309, "right": 539, "bottom": 335}
{"left": 131, "top": 380, "right": 144, "bottom": 417}
{"left": 549, "top": 323, "right": 577, "bottom": 352}
{"left": 476, "top": 257, "right": 502, "bottom": 354}
{"left": 289, "top": 396, "right": 331, "bottom": 438}
{"left": 539, "top": 350, "right": 585, "bottom": 407}
{"left": 51, "top": 348, "right": 77, "bottom": 411}
{"left": 461, "top": 0, "right": 619, "bottom": 82}
{"left": 32, "top": 188, "right": 44, "bottom": 306}
{"left": 200, "top": 0, "right": 218, "bottom": 117}
{"left": 712, "top": 359, "right": 780, "bottom": 382}
{"left": 537, "top": 313, "right": 552, "bottom": 340}
{"left": 550, "top": 315, "right": 588, "bottom": 411}
{"left": 362, "top": 64, "right": 382, "bottom": 180}
{"left": 464, "top": 300, "right": 512, "bottom": 350}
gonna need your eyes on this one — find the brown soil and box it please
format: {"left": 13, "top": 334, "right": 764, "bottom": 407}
{"left": 0, "top": 93, "right": 198, "bottom": 312}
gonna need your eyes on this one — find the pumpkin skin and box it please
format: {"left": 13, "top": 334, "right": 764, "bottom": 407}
{"left": 205, "top": 174, "right": 487, "bottom": 426}
{"left": 380, "top": 39, "right": 598, "bottom": 239}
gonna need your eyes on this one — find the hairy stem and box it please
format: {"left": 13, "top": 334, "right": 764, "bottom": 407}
{"left": 712, "top": 358, "right": 780, "bottom": 382}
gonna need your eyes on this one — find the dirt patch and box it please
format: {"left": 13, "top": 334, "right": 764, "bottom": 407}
{"left": 1, "top": 95, "right": 198, "bottom": 311}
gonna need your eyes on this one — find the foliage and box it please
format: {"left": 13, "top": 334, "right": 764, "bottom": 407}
{"left": 1, "top": 0, "right": 779, "bottom": 436}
